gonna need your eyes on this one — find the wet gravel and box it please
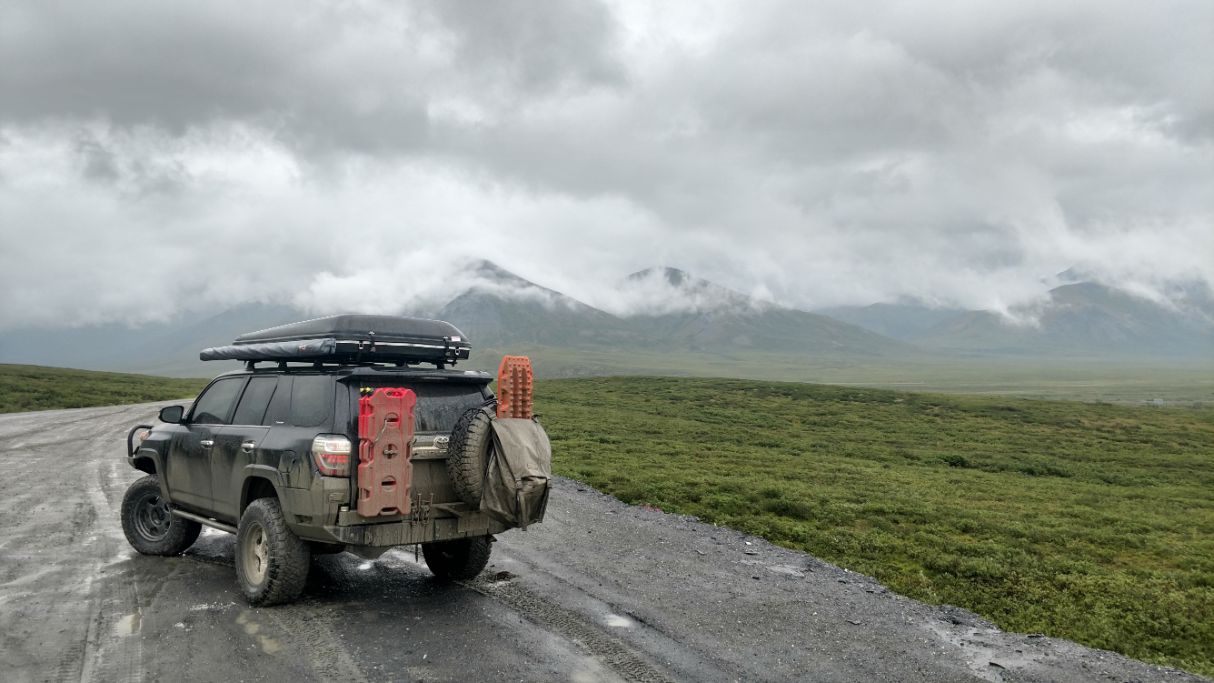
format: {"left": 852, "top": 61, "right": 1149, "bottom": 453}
{"left": 0, "top": 403, "right": 1207, "bottom": 683}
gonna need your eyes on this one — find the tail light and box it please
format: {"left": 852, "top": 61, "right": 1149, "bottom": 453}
{"left": 311, "top": 434, "right": 352, "bottom": 476}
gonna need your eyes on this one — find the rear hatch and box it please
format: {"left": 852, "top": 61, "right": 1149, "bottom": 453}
{"left": 339, "top": 371, "right": 492, "bottom": 514}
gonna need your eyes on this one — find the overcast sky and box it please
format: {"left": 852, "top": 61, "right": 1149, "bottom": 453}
{"left": 1, "top": 0, "right": 1211, "bottom": 328}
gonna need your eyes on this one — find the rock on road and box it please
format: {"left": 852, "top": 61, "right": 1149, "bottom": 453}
{"left": 0, "top": 402, "right": 1205, "bottom": 683}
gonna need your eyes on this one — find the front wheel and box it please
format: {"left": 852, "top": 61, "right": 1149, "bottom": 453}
{"left": 422, "top": 536, "right": 492, "bottom": 580}
{"left": 121, "top": 475, "right": 201, "bottom": 556}
{"left": 235, "top": 497, "right": 311, "bottom": 606}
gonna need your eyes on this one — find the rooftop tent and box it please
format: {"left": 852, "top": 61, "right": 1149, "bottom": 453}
{"left": 199, "top": 314, "right": 472, "bottom": 366}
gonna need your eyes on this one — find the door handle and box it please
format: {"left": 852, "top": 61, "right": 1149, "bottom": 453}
{"left": 241, "top": 441, "right": 256, "bottom": 454}
{"left": 200, "top": 439, "right": 214, "bottom": 448}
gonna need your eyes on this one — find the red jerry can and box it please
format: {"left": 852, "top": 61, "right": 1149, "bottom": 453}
{"left": 356, "top": 387, "right": 416, "bottom": 517}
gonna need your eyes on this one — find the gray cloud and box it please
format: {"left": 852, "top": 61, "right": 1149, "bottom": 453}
{"left": 0, "top": 0, "right": 1210, "bottom": 329}
{"left": 428, "top": 0, "right": 625, "bottom": 93}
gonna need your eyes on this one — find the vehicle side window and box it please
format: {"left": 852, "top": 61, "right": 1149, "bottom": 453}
{"left": 190, "top": 377, "right": 247, "bottom": 425}
{"left": 289, "top": 375, "right": 333, "bottom": 428}
{"left": 264, "top": 376, "right": 292, "bottom": 425}
{"left": 232, "top": 376, "right": 278, "bottom": 426}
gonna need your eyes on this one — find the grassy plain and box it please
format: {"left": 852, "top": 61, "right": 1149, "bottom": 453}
{"left": 536, "top": 376, "right": 1214, "bottom": 676}
{"left": 476, "top": 346, "right": 1214, "bottom": 404}
{"left": 0, "top": 364, "right": 206, "bottom": 413}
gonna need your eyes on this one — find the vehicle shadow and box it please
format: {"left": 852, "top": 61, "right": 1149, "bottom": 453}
{"left": 177, "top": 530, "right": 476, "bottom": 607}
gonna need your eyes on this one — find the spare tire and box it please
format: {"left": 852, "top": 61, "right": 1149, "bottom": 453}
{"left": 447, "top": 404, "right": 495, "bottom": 506}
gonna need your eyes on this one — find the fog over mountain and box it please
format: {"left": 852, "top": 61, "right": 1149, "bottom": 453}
{"left": 0, "top": 261, "right": 911, "bottom": 374}
{"left": 2, "top": 259, "right": 1205, "bottom": 377}
{"left": 1, "top": 0, "right": 1211, "bottom": 332}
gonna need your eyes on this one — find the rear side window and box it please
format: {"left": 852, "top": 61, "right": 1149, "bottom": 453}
{"left": 232, "top": 376, "right": 278, "bottom": 426}
{"left": 290, "top": 375, "right": 334, "bottom": 428}
{"left": 191, "top": 377, "right": 247, "bottom": 425}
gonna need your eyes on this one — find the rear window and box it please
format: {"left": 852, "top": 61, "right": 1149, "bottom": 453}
{"left": 290, "top": 375, "right": 335, "bottom": 428}
{"left": 359, "top": 381, "right": 486, "bottom": 432}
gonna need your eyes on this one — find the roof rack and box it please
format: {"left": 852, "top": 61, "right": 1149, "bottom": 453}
{"left": 199, "top": 314, "right": 471, "bottom": 368}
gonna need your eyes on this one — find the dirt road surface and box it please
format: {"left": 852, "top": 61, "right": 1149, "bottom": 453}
{"left": 0, "top": 403, "right": 1206, "bottom": 683}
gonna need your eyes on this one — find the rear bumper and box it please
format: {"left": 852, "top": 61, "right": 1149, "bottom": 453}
{"left": 318, "top": 511, "right": 508, "bottom": 547}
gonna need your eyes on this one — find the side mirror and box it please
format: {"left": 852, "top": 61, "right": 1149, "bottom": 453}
{"left": 158, "top": 405, "right": 185, "bottom": 424}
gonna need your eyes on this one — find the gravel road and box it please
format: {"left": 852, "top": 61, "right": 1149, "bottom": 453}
{"left": 0, "top": 402, "right": 1206, "bottom": 683}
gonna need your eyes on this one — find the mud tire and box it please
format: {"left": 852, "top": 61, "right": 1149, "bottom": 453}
{"left": 235, "top": 497, "right": 311, "bottom": 606}
{"left": 447, "top": 405, "right": 496, "bottom": 506}
{"left": 121, "top": 475, "right": 201, "bottom": 556}
{"left": 422, "top": 536, "right": 492, "bottom": 580}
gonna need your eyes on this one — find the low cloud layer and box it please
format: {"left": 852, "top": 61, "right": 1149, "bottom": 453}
{"left": 1, "top": 0, "right": 1210, "bottom": 329}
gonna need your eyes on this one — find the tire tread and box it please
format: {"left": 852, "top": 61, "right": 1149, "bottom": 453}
{"left": 447, "top": 405, "right": 495, "bottom": 506}
{"left": 422, "top": 536, "right": 492, "bottom": 580}
{"left": 236, "top": 497, "right": 310, "bottom": 606}
{"left": 120, "top": 475, "right": 201, "bottom": 556}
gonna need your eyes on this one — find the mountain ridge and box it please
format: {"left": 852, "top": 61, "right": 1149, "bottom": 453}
{"left": 0, "top": 260, "right": 1208, "bottom": 376}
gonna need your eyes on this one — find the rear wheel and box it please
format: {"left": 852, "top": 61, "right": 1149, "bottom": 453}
{"left": 121, "top": 475, "right": 201, "bottom": 555}
{"left": 422, "top": 536, "right": 492, "bottom": 580}
{"left": 235, "top": 497, "right": 310, "bottom": 606}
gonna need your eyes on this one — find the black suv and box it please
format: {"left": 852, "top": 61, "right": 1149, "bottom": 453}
{"left": 122, "top": 315, "right": 549, "bottom": 605}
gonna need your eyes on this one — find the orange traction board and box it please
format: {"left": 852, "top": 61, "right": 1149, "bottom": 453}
{"left": 496, "top": 356, "right": 534, "bottom": 419}
{"left": 357, "top": 387, "right": 416, "bottom": 517}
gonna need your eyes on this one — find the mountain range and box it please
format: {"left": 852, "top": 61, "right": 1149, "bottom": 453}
{"left": 0, "top": 261, "right": 1209, "bottom": 377}
{"left": 820, "top": 282, "right": 1213, "bottom": 357}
